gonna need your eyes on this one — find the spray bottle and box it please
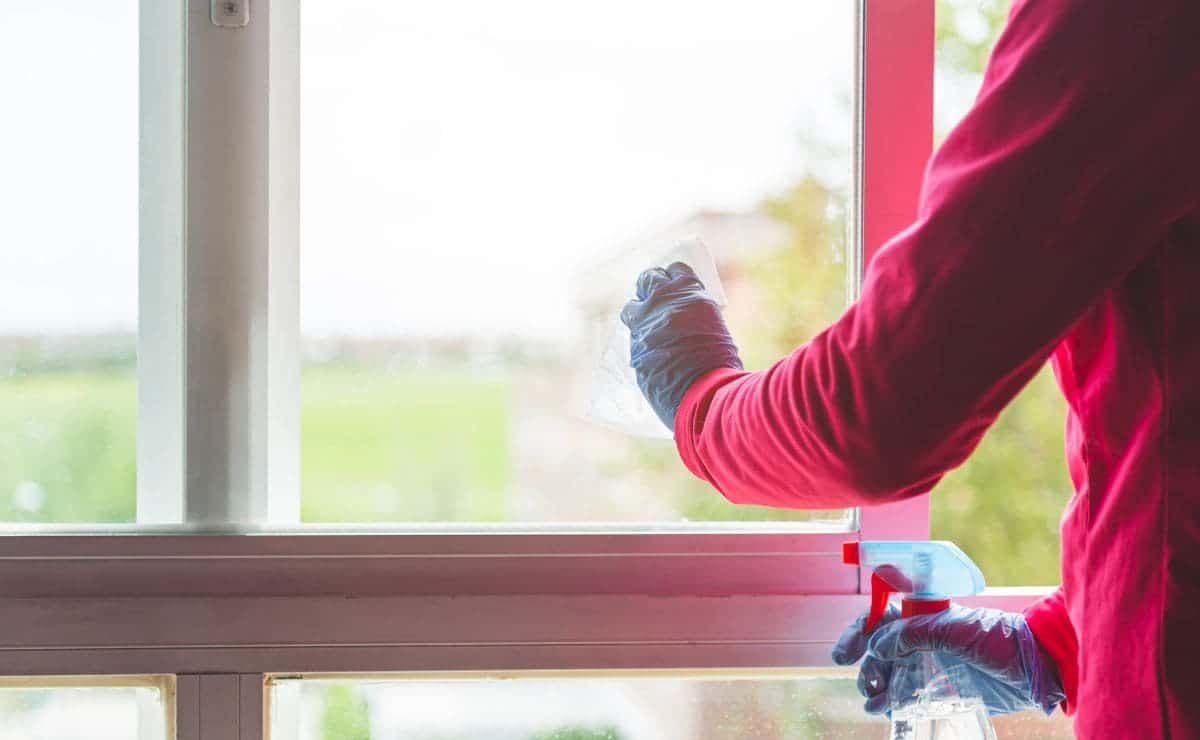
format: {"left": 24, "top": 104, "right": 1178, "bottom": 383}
{"left": 843, "top": 540, "right": 997, "bottom": 740}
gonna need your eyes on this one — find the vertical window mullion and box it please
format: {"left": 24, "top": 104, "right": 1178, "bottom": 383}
{"left": 180, "top": 0, "right": 300, "bottom": 526}
{"left": 175, "top": 674, "right": 264, "bottom": 740}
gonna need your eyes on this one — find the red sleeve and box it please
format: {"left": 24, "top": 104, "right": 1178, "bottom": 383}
{"left": 674, "top": 0, "right": 1200, "bottom": 508}
{"left": 1024, "top": 588, "right": 1079, "bottom": 715}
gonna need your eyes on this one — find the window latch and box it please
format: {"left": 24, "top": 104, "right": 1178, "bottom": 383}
{"left": 211, "top": 0, "right": 249, "bottom": 28}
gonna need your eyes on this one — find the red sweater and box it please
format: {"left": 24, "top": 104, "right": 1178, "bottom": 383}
{"left": 672, "top": 1, "right": 1199, "bottom": 736}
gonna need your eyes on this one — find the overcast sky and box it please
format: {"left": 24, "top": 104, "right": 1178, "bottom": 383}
{"left": 1, "top": 0, "right": 853, "bottom": 338}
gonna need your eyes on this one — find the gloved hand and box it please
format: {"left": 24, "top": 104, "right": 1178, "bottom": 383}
{"left": 620, "top": 262, "right": 743, "bottom": 431}
{"left": 832, "top": 604, "right": 1065, "bottom": 717}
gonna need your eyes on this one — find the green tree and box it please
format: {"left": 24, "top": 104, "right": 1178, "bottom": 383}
{"left": 737, "top": 177, "right": 848, "bottom": 371}
{"left": 936, "top": 0, "right": 1010, "bottom": 77}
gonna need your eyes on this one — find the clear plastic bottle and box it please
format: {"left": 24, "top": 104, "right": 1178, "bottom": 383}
{"left": 888, "top": 654, "right": 996, "bottom": 740}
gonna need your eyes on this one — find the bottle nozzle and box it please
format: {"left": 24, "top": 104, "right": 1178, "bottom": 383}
{"left": 844, "top": 540, "right": 985, "bottom": 633}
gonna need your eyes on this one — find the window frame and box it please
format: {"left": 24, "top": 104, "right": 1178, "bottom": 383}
{"left": 136, "top": 0, "right": 925, "bottom": 538}
{"left": 0, "top": 0, "right": 1055, "bottom": 737}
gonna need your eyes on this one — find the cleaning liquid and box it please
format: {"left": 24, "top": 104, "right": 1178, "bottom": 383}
{"left": 887, "top": 657, "right": 995, "bottom": 740}
{"left": 890, "top": 700, "right": 993, "bottom": 740}
{"left": 843, "top": 541, "right": 997, "bottom": 740}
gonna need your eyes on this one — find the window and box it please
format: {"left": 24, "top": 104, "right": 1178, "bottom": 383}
{"left": 268, "top": 672, "right": 1074, "bottom": 740}
{"left": 0, "top": 0, "right": 139, "bottom": 523}
{"left": 269, "top": 672, "right": 887, "bottom": 739}
{"left": 0, "top": 676, "right": 171, "bottom": 740}
{"left": 0, "top": 1, "right": 1070, "bottom": 738}
{"left": 298, "top": 0, "right": 855, "bottom": 526}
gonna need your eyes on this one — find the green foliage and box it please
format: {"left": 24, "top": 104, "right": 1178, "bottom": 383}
{"left": 936, "top": 0, "right": 1010, "bottom": 78}
{"left": 320, "top": 684, "right": 371, "bottom": 740}
{"left": 737, "top": 177, "right": 848, "bottom": 371}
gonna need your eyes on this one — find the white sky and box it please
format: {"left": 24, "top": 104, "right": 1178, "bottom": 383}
{"left": 0, "top": 0, "right": 853, "bottom": 338}
{"left": 0, "top": 1, "right": 138, "bottom": 334}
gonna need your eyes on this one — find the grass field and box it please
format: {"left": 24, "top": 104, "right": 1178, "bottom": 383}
{"left": 0, "top": 367, "right": 512, "bottom": 524}
{"left": 300, "top": 365, "right": 510, "bottom": 522}
{"left": 0, "top": 371, "right": 137, "bottom": 522}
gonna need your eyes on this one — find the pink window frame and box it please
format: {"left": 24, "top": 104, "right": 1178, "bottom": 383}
{"left": 856, "top": 0, "right": 934, "bottom": 546}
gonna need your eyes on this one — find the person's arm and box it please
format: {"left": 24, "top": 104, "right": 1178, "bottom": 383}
{"left": 674, "top": 0, "right": 1199, "bottom": 508}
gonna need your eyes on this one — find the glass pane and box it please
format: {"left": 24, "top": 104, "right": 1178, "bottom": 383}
{"left": 300, "top": 1, "right": 856, "bottom": 526}
{"left": 0, "top": 680, "right": 169, "bottom": 740}
{"left": 929, "top": 0, "right": 1071, "bottom": 585}
{"left": 0, "top": 1, "right": 138, "bottom": 523}
{"left": 268, "top": 673, "right": 1075, "bottom": 739}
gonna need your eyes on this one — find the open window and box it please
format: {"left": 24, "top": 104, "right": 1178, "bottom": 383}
{"left": 0, "top": 0, "right": 1072, "bottom": 737}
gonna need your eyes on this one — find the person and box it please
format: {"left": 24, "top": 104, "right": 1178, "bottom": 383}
{"left": 619, "top": 1, "right": 1199, "bottom": 737}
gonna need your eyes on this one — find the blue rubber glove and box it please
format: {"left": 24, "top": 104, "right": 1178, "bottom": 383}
{"left": 619, "top": 262, "right": 743, "bottom": 430}
{"left": 832, "top": 605, "right": 1065, "bottom": 717}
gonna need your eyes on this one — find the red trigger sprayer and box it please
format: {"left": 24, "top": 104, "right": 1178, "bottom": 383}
{"left": 844, "top": 540, "right": 996, "bottom": 739}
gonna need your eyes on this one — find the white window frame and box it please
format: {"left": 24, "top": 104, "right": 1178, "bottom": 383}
{"left": 0, "top": 0, "right": 1053, "bottom": 737}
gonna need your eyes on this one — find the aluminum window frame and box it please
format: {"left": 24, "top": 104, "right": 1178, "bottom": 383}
{"left": 0, "top": 0, "right": 1055, "bottom": 737}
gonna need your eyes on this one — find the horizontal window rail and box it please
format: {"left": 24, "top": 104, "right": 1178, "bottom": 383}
{"left": 0, "top": 532, "right": 856, "bottom": 597}
{"left": 0, "top": 533, "right": 1049, "bottom": 676}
